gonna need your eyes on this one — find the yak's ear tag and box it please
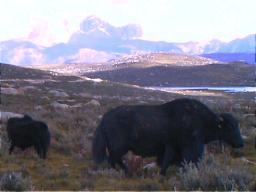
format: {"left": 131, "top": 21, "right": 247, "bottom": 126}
{"left": 106, "top": 148, "right": 109, "bottom": 156}
{"left": 218, "top": 116, "right": 224, "bottom": 129}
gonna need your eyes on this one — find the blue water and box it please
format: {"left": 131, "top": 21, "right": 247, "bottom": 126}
{"left": 148, "top": 86, "right": 256, "bottom": 93}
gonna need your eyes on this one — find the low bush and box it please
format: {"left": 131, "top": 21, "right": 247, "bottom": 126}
{"left": 178, "top": 155, "right": 254, "bottom": 191}
{"left": 0, "top": 171, "right": 32, "bottom": 191}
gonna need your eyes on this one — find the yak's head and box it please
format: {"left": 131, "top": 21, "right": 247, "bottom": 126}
{"left": 218, "top": 113, "right": 244, "bottom": 148}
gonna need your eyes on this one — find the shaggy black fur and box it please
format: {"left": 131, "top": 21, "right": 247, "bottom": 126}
{"left": 92, "top": 98, "right": 244, "bottom": 175}
{"left": 7, "top": 115, "right": 50, "bottom": 159}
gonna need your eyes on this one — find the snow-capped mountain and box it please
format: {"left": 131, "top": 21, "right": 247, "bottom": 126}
{"left": 218, "top": 34, "right": 255, "bottom": 53}
{"left": 0, "top": 16, "right": 254, "bottom": 65}
{"left": 72, "top": 15, "right": 142, "bottom": 41}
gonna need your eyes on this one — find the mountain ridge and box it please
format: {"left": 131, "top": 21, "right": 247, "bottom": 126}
{"left": 0, "top": 16, "right": 254, "bottom": 65}
{"left": 201, "top": 53, "right": 255, "bottom": 64}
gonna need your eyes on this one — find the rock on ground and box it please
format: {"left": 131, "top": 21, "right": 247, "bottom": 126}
{"left": 0, "top": 112, "right": 23, "bottom": 123}
{"left": 49, "top": 90, "right": 69, "bottom": 97}
{"left": 85, "top": 100, "right": 100, "bottom": 107}
{"left": 51, "top": 101, "right": 70, "bottom": 110}
{"left": 1, "top": 88, "right": 23, "bottom": 95}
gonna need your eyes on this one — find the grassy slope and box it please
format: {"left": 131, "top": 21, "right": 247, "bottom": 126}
{"left": 0, "top": 64, "right": 255, "bottom": 190}
{"left": 85, "top": 62, "right": 255, "bottom": 86}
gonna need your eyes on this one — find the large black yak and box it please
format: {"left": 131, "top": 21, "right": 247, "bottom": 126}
{"left": 7, "top": 115, "right": 51, "bottom": 159}
{"left": 92, "top": 98, "right": 244, "bottom": 175}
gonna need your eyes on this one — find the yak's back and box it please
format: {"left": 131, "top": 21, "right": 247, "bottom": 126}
{"left": 100, "top": 105, "right": 136, "bottom": 137}
{"left": 161, "top": 98, "right": 216, "bottom": 119}
{"left": 160, "top": 98, "right": 219, "bottom": 136}
{"left": 7, "top": 115, "right": 49, "bottom": 139}
{"left": 7, "top": 115, "right": 32, "bottom": 129}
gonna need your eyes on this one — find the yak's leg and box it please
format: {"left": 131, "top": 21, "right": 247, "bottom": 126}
{"left": 160, "top": 145, "right": 175, "bottom": 175}
{"left": 156, "top": 155, "right": 163, "bottom": 167}
{"left": 42, "top": 145, "right": 47, "bottom": 159}
{"left": 34, "top": 142, "right": 44, "bottom": 158}
{"left": 108, "top": 156, "right": 116, "bottom": 169}
{"left": 182, "top": 140, "right": 204, "bottom": 164}
{"left": 39, "top": 141, "right": 47, "bottom": 159}
{"left": 108, "top": 150, "right": 129, "bottom": 175}
{"left": 107, "top": 151, "right": 120, "bottom": 171}
{"left": 9, "top": 142, "right": 15, "bottom": 154}
{"left": 40, "top": 146, "right": 46, "bottom": 159}
{"left": 117, "top": 159, "right": 130, "bottom": 175}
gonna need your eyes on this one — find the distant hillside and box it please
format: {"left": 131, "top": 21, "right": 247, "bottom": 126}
{"left": 0, "top": 63, "right": 80, "bottom": 81}
{"left": 0, "top": 63, "right": 179, "bottom": 105}
{"left": 32, "top": 53, "right": 219, "bottom": 75}
{"left": 201, "top": 53, "right": 255, "bottom": 64}
{"left": 84, "top": 62, "right": 255, "bottom": 87}
{"left": 110, "top": 53, "right": 218, "bottom": 66}
{"left": 1, "top": 63, "right": 53, "bottom": 79}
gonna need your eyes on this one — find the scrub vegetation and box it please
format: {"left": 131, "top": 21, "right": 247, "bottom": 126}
{"left": 0, "top": 64, "right": 255, "bottom": 190}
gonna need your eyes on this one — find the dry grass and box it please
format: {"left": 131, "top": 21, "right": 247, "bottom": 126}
{"left": 1, "top": 64, "right": 255, "bottom": 190}
{"left": 178, "top": 154, "right": 254, "bottom": 191}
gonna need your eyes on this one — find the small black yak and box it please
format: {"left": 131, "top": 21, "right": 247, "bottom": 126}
{"left": 7, "top": 115, "right": 50, "bottom": 159}
{"left": 92, "top": 98, "right": 244, "bottom": 175}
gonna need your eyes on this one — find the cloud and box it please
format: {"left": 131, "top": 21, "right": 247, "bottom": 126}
{"left": 120, "top": 24, "right": 142, "bottom": 40}
{"left": 27, "top": 19, "right": 55, "bottom": 46}
{"left": 62, "top": 19, "right": 72, "bottom": 34}
{"left": 110, "top": 0, "right": 129, "bottom": 6}
{"left": 10, "top": 47, "right": 45, "bottom": 65}
{"left": 78, "top": 15, "right": 142, "bottom": 40}
{"left": 27, "top": 17, "right": 75, "bottom": 47}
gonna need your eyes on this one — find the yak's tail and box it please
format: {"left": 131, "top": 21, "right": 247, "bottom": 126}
{"left": 92, "top": 126, "right": 107, "bottom": 164}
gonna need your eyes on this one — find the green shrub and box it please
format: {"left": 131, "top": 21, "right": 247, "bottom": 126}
{"left": 178, "top": 155, "right": 254, "bottom": 191}
{"left": 0, "top": 171, "right": 32, "bottom": 191}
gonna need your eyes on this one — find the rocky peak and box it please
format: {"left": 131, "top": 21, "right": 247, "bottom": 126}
{"left": 80, "top": 15, "right": 111, "bottom": 34}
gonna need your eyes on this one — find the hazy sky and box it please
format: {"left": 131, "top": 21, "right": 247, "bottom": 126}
{"left": 1, "top": 0, "right": 255, "bottom": 46}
